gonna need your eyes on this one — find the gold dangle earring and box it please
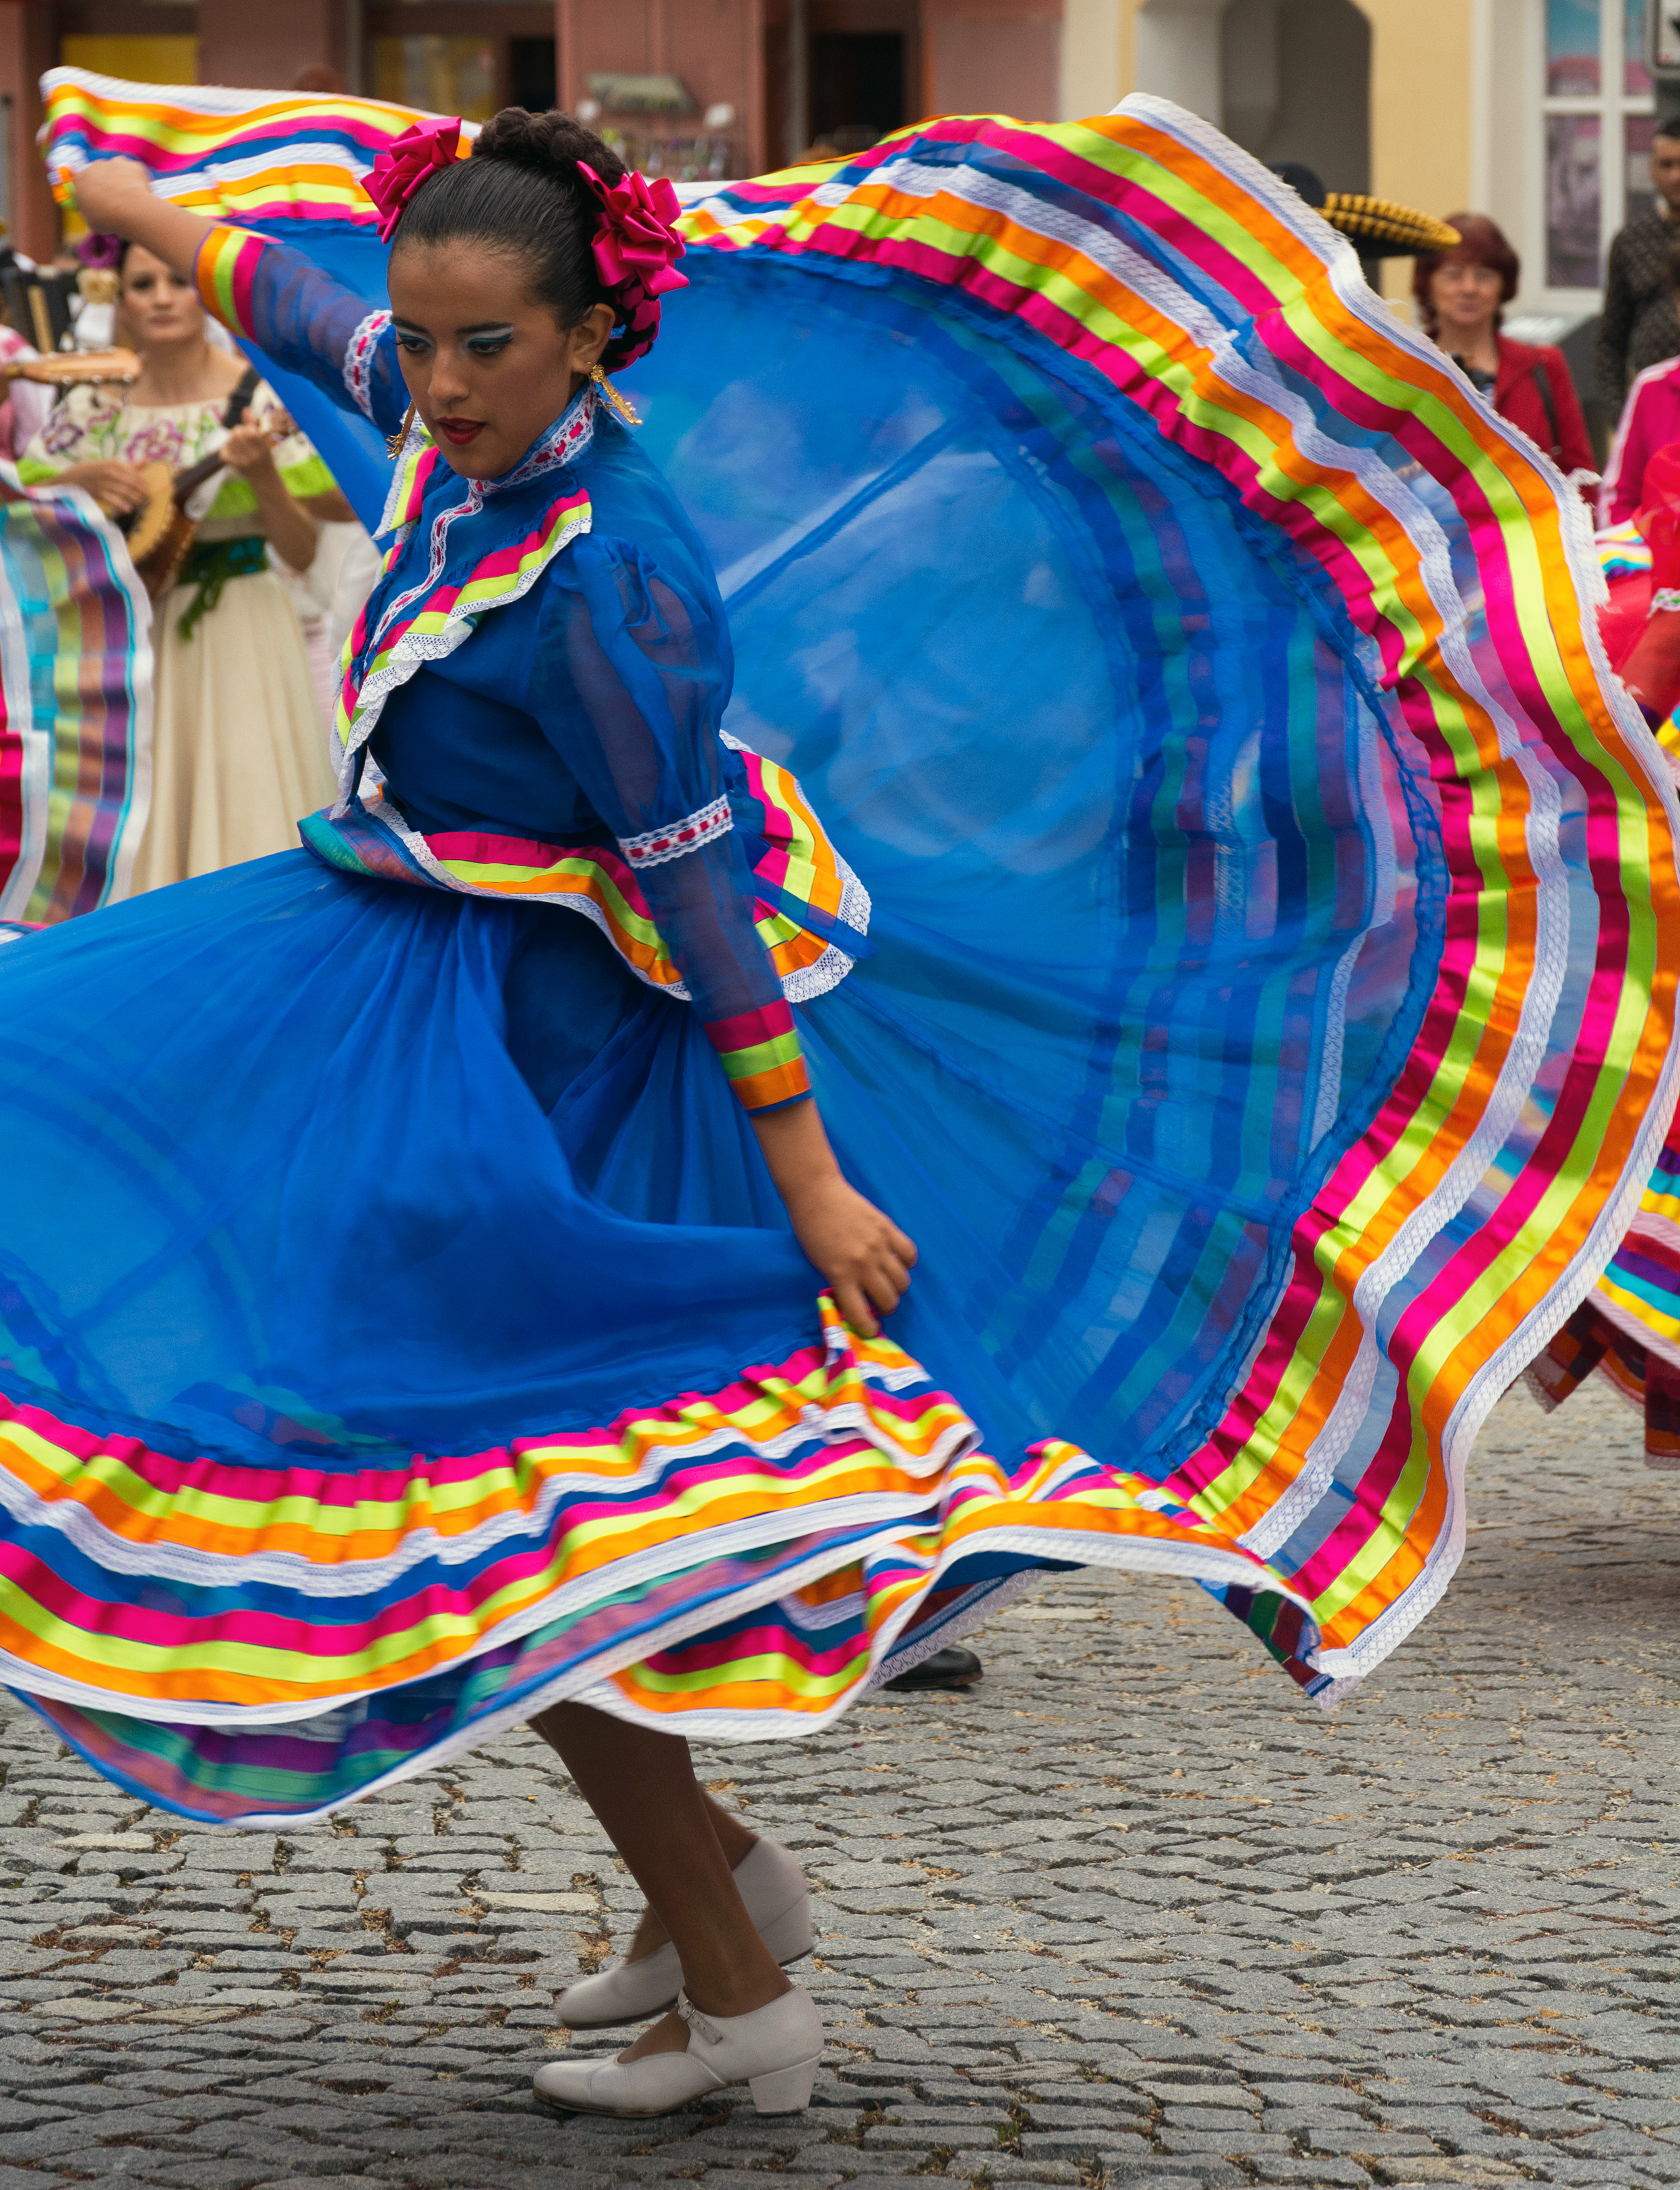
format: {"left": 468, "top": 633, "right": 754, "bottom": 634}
{"left": 590, "top": 362, "right": 641, "bottom": 427}
{"left": 385, "top": 398, "right": 418, "bottom": 457}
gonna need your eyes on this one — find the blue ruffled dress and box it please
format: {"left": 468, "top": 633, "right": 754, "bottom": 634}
{"left": 0, "top": 96, "right": 1674, "bottom": 1826}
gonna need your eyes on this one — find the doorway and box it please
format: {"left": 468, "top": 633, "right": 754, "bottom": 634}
{"left": 810, "top": 32, "right": 906, "bottom": 149}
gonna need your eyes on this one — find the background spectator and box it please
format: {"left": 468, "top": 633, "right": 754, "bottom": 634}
{"left": 18, "top": 240, "right": 337, "bottom": 889}
{"left": 1599, "top": 120, "right": 1680, "bottom": 415}
{"left": 0, "top": 327, "right": 51, "bottom": 461}
{"left": 1414, "top": 213, "right": 1596, "bottom": 494}
{"left": 1599, "top": 233, "right": 1680, "bottom": 526}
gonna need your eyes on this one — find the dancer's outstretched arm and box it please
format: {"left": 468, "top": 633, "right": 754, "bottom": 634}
{"left": 74, "top": 158, "right": 410, "bottom": 439}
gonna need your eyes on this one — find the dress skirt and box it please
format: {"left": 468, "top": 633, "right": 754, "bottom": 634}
{"left": 12, "top": 83, "right": 1680, "bottom": 1823}
{"left": 131, "top": 563, "right": 339, "bottom": 894}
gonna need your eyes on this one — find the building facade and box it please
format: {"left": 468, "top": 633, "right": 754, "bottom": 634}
{"left": 0, "top": 0, "right": 1065, "bottom": 260}
{"left": 1072, "top": 0, "right": 1665, "bottom": 322}
{"left": 0, "top": 0, "right": 1657, "bottom": 336}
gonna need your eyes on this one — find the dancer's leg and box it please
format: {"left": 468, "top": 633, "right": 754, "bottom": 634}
{"left": 624, "top": 1788, "right": 756, "bottom": 1963}
{"left": 531, "top": 1701, "right": 787, "bottom": 2057}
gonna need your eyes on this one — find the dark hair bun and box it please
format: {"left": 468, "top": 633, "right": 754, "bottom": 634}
{"left": 472, "top": 108, "right": 626, "bottom": 194}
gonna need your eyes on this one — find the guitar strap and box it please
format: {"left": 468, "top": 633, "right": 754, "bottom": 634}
{"left": 220, "top": 364, "right": 260, "bottom": 432}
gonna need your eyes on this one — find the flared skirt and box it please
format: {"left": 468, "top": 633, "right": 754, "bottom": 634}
{"left": 13, "top": 83, "right": 1680, "bottom": 1825}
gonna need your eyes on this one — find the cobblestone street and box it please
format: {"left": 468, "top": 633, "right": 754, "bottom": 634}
{"left": 0, "top": 1377, "right": 1671, "bottom": 2190}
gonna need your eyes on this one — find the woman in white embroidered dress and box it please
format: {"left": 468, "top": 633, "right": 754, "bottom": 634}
{"left": 18, "top": 241, "right": 339, "bottom": 889}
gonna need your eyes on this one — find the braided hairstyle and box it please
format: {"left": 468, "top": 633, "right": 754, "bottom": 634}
{"left": 393, "top": 109, "right": 658, "bottom": 372}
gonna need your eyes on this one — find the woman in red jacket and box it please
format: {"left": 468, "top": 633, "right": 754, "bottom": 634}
{"left": 1413, "top": 213, "right": 1597, "bottom": 496}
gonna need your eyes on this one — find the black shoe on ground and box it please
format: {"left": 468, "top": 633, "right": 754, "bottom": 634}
{"left": 882, "top": 1646, "right": 983, "bottom": 1693}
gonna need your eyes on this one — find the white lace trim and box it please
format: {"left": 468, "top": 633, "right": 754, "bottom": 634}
{"left": 340, "top": 385, "right": 603, "bottom": 785}
{"left": 618, "top": 794, "right": 733, "bottom": 868}
{"left": 341, "top": 308, "right": 390, "bottom": 420}
{"left": 491, "top": 382, "right": 598, "bottom": 494}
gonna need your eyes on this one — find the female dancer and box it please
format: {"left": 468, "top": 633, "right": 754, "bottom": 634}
{"left": 69, "top": 113, "right": 907, "bottom": 2116}
{"left": 18, "top": 238, "right": 338, "bottom": 887}
{"left": 14, "top": 86, "right": 1676, "bottom": 2124}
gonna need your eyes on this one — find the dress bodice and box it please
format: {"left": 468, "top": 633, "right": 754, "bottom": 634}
{"left": 190, "top": 222, "right": 843, "bottom": 1114}
{"left": 363, "top": 414, "right": 725, "bottom": 847}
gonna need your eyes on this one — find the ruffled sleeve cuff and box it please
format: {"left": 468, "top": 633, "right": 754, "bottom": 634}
{"left": 703, "top": 1000, "right": 812, "bottom": 1113}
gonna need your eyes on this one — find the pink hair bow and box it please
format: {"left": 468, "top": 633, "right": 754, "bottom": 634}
{"left": 578, "top": 162, "right": 689, "bottom": 300}
{"left": 364, "top": 116, "right": 464, "bottom": 242}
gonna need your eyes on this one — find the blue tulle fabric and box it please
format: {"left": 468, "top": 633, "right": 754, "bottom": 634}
{"left": 0, "top": 243, "right": 1429, "bottom": 1485}
{"left": 0, "top": 855, "right": 807, "bottom": 1467}
{"left": 0, "top": 207, "right": 1449, "bottom": 1816}
{"left": 626, "top": 255, "right": 1435, "bottom": 1467}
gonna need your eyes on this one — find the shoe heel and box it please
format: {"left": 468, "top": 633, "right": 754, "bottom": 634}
{"left": 748, "top": 2055, "right": 819, "bottom": 2114}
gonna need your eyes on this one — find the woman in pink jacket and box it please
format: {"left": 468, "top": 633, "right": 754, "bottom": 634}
{"left": 1414, "top": 214, "right": 1597, "bottom": 500}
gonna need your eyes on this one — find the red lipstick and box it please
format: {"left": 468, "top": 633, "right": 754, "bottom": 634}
{"left": 435, "top": 417, "right": 484, "bottom": 447}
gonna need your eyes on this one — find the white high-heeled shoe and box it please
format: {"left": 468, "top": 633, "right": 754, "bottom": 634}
{"left": 555, "top": 1835, "right": 813, "bottom": 2029}
{"left": 534, "top": 1984, "right": 822, "bottom": 2117}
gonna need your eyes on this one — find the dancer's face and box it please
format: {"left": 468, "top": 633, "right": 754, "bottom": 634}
{"left": 387, "top": 242, "right": 614, "bottom": 480}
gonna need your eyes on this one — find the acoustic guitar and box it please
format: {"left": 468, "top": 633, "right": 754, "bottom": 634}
{"left": 117, "top": 365, "right": 272, "bottom": 601}
{"left": 11, "top": 354, "right": 293, "bottom": 600}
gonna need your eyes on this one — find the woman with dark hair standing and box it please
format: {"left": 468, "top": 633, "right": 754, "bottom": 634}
{"left": 1413, "top": 211, "right": 1596, "bottom": 492}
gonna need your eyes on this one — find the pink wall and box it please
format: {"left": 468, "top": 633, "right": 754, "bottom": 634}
{"left": 922, "top": 0, "right": 1059, "bottom": 124}
{"left": 557, "top": 0, "right": 769, "bottom": 176}
{"left": 0, "top": 1, "right": 61, "bottom": 263}
{"left": 198, "top": 0, "right": 347, "bottom": 93}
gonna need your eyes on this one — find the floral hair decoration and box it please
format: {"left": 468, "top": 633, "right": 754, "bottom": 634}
{"left": 77, "top": 231, "right": 125, "bottom": 272}
{"left": 577, "top": 161, "right": 688, "bottom": 369}
{"left": 363, "top": 116, "right": 464, "bottom": 242}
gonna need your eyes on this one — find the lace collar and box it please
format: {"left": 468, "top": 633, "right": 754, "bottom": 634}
{"left": 486, "top": 379, "right": 600, "bottom": 496}
{"left": 375, "top": 380, "right": 600, "bottom": 545}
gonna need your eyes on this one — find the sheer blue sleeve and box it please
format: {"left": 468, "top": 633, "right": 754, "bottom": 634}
{"left": 524, "top": 536, "right": 811, "bottom": 1113}
{"left": 194, "top": 225, "right": 407, "bottom": 439}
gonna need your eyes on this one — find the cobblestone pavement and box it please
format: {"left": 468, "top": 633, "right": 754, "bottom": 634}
{"left": 0, "top": 1378, "right": 1672, "bottom": 2190}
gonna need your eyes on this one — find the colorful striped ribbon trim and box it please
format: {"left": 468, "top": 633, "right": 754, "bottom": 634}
{"left": 0, "top": 1296, "right": 1293, "bottom": 1725}
{"left": 0, "top": 464, "right": 152, "bottom": 925}
{"left": 703, "top": 1000, "right": 813, "bottom": 1112}
{"left": 297, "top": 768, "right": 866, "bottom": 1013}
{"left": 42, "top": 69, "right": 471, "bottom": 225}
{"left": 193, "top": 222, "right": 267, "bottom": 337}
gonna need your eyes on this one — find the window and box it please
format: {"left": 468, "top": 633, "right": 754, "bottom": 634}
{"left": 371, "top": 36, "right": 499, "bottom": 122}
{"left": 1542, "top": 0, "right": 1655, "bottom": 290}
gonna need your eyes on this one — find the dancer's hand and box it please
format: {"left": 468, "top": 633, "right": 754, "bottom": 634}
{"left": 782, "top": 1173, "right": 917, "bottom": 1338}
{"left": 71, "top": 158, "right": 156, "bottom": 235}
{"left": 751, "top": 1099, "right": 917, "bottom": 1337}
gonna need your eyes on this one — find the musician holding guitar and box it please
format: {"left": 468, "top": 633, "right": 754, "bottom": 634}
{"left": 16, "top": 239, "right": 340, "bottom": 892}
